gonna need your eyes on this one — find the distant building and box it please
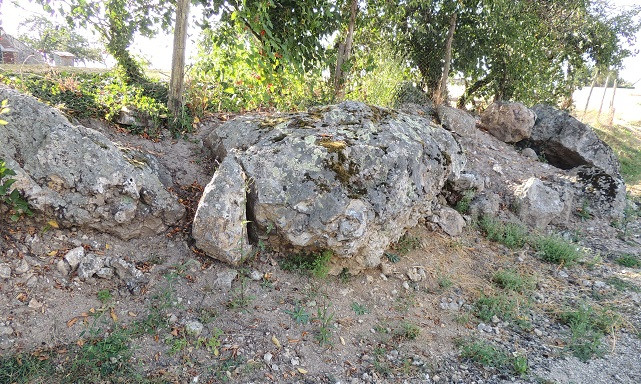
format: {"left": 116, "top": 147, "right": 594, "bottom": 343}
{"left": 0, "top": 28, "right": 45, "bottom": 65}
{"left": 52, "top": 51, "right": 76, "bottom": 67}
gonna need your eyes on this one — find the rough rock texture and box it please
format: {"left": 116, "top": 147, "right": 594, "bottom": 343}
{"left": 530, "top": 104, "right": 621, "bottom": 175}
{"left": 0, "top": 87, "right": 184, "bottom": 238}
{"left": 432, "top": 206, "right": 466, "bottom": 236}
{"left": 480, "top": 102, "right": 535, "bottom": 143}
{"left": 529, "top": 104, "right": 626, "bottom": 218}
{"left": 201, "top": 101, "right": 466, "bottom": 270}
{"left": 514, "top": 178, "right": 568, "bottom": 228}
{"left": 192, "top": 152, "right": 252, "bottom": 265}
{"left": 436, "top": 105, "right": 478, "bottom": 137}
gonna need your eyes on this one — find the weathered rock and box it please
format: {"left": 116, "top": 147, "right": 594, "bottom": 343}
{"left": 0, "top": 263, "right": 11, "bottom": 279}
{"left": 56, "top": 260, "right": 70, "bottom": 275}
{"left": 514, "top": 178, "right": 566, "bottom": 228}
{"left": 437, "top": 105, "right": 478, "bottom": 136}
{"left": 184, "top": 320, "right": 204, "bottom": 336}
{"left": 108, "top": 257, "right": 143, "bottom": 280}
{"left": 0, "top": 86, "right": 184, "bottom": 239}
{"left": 521, "top": 148, "right": 538, "bottom": 161}
{"left": 407, "top": 266, "right": 427, "bottom": 282}
{"left": 448, "top": 172, "right": 484, "bottom": 194}
{"left": 77, "top": 254, "right": 105, "bottom": 280}
{"left": 14, "top": 259, "right": 29, "bottom": 275}
{"left": 530, "top": 104, "right": 620, "bottom": 176}
{"left": 192, "top": 153, "right": 252, "bottom": 265}
{"left": 480, "top": 102, "right": 535, "bottom": 143}
{"left": 433, "top": 206, "right": 466, "bottom": 236}
{"left": 213, "top": 268, "right": 238, "bottom": 290}
{"left": 568, "top": 165, "right": 626, "bottom": 218}
{"left": 64, "top": 247, "right": 85, "bottom": 270}
{"left": 203, "top": 101, "right": 466, "bottom": 269}
{"left": 469, "top": 193, "right": 501, "bottom": 218}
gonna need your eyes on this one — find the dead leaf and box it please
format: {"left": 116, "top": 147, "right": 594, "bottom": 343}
{"left": 67, "top": 317, "right": 78, "bottom": 327}
{"left": 297, "top": 368, "right": 308, "bottom": 374}
{"left": 128, "top": 311, "right": 138, "bottom": 317}
{"left": 47, "top": 220, "right": 59, "bottom": 229}
{"left": 47, "top": 250, "right": 58, "bottom": 257}
{"left": 110, "top": 308, "right": 118, "bottom": 322}
{"left": 76, "top": 339, "right": 85, "bottom": 347}
{"left": 340, "top": 336, "right": 346, "bottom": 345}
{"left": 271, "top": 335, "right": 281, "bottom": 349}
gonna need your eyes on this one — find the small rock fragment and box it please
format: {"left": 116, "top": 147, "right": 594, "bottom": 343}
{"left": 64, "top": 247, "right": 85, "bottom": 270}
{"left": 213, "top": 268, "right": 238, "bottom": 290}
{"left": 0, "top": 263, "right": 11, "bottom": 279}
{"left": 185, "top": 320, "right": 204, "bottom": 336}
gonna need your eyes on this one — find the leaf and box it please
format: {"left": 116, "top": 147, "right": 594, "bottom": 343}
{"left": 296, "top": 368, "right": 308, "bottom": 374}
{"left": 110, "top": 308, "right": 118, "bottom": 322}
{"left": 271, "top": 335, "right": 281, "bottom": 349}
{"left": 47, "top": 220, "right": 59, "bottom": 229}
{"left": 47, "top": 250, "right": 58, "bottom": 257}
{"left": 67, "top": 317, "right": 78, "bottom": 327}
{"left": 0, "top": 120, "right": 8, "bottom": 125}
{"left": 340, "top": 336, "right": 346, "bottom": 345}
{"left": 128, "top": 311, "right": 137, "bottom": 317}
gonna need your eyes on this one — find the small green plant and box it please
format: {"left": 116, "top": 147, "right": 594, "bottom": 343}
{"left": 457, "top": 338, "right": 527, "bottom": 375}
{"left": 279, "top": 250, "right": 333, "bottom": 279}
{"left": 351, "top": 302, "right": 369, "bottom": 315}
{"left": 284, "top": 303, "right": 310, "bottom": 324}
{"left": 455, "top": 189, "right": 475, "bottom": 214}
{"left": 384, "top": 252, "right": 401, "bottom": 263}
{"left": 205, "top": 328, "right": 224, "bottom": 355}
{"left": 534, "top": 235, "right": 582, "bottom": 265}
{"left": 615, "top": 254, "right": 641, "bottom": 268}
{"left": 0, "top": 159, "right": 33, "bottom": 222}
{"left": 492, "top": 269, "right": 535, "bottom": 293}
{"left": 227, "top": 277, "right": 254, "bottom": 310}
{"left": 576, "top": 200, "right": 592, "bottom": 221}
{"left": 558, "top": 303, "right": 621, "bottom": 361}
{"left": 391, "top": 234, "right": 421, "bottom": 255}
{"left": 605, "top": 277, "right": 640, "bottom": 292}
{"left": 96, "top": 289, "right": 113, "bottom": 304}
{"left": 0, "top": 353, "right": 53, "bottom": 383}
{"left": 437, "top": 274, "right": 454, "bottom": 290}
{"left": 475, "top": 293, "right": 518, "bottom": 322}
{"left": 313, "top": 304, "right": 335, "bottom": 346}
{"left": 397, "top": 321, "right": 420, "bottom": 340}
{"left": 479, "top": 216, "right": 528, "bottom": 249}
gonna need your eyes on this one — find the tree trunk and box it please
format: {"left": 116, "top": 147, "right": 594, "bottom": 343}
{"left": 168, "top": 0, "right": 190, "bottom": 122}
{"left": 597, "top": 73, "right": 611, "bottom": 118}
{"left": 433, "top": 12, "right": 457, "bottom": 106}
{"left": 582, "top": 70, "right": 598, "bottom": 119}
{"left": 333, "top": 0, "right": 358, "bottom": 100}
{"left": 457, "top": 75, "right": 492, "bottom": 109}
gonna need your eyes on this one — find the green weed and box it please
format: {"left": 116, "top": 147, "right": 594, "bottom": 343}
{"left": 457, "top": 338, "right": 528, "bottom": 375}
{"left": 97, "top": 289, "right": 113, "bottom": 304}
{"left": 455, "top": 189, "right": 476, "bottom": 214}
{"left": 615, "top": 254, "right": 641, "bottom": 268}
{"left": 492, "top": 269, "right": 535, "bottom": 293}
{"left": 479, "top": 216, "right": 528, "bottom": 249}
{"left": 351, "top": 302, "right": 369, "bottom": 315}
{"left": 284, "top": 303, "right": 310, "bottom": 324}
{"left": 391, "top": 234, "right": 421, "bottom": 255}
{"left": 605, "top": 277, "right": 640, "bottom": 292}
{"left": 534, "top": 235, "right": 582, "bottom": 265}
{"left": 559, "top": 303, "right": 621, "bottom": 361}
{"left": 475, "top": 293, "right": 517, "bottom": 322}
{"left": 0, "top": 353, "right": 53, "bottom": 383}
{"left": 313, "top": 304, "right": 335, "bottom": 346}
{"left": 279, "top": 250, "right": 333, "bottom": 279}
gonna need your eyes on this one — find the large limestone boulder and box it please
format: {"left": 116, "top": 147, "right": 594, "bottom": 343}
{"left": 0, "top": 86, "right": 184, "bottom": 238}
{"left": 197, "top": 101, "right": 466, "bottom": 270}
{"left": 480, "top": 102, "right": 535, "bottom": 143}
{"left": 530, "top": 104, "right": 626, "bottom": 218}
{"left": 436, "top": 105, "right": 478, "bottom": 136}
{"left": 530, "top": 104, "right": 620, "bottom": 175}
{"left": 514, "top": 178, "right": 570, "bottom": 228}
{"left": 192, "top": 152, "right": 252, "bottom": 265}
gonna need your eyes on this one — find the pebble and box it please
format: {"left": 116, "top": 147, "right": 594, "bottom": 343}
{"left": 0, "top": 326, "right": 13, "bottom": 336}
{"left": 264, "top": 352, "right": 273, "bottom": 364}
{"left": 290, "top": 356, "right": 300, "bottom": 366}
{"left": 56, "top": 260, "right": 71, "bottom": 275}
{"left": 213, "top": 268, "right": 238, "bottom": 290}
{"left": 249, "top": 270, "right": 262, "bottom": 281}
{"left": 64, "top": 247, "right": 85, "bottom": 270}
{"left": 402, "top": 281, "right": 410, "bottom": 290}
{"left": 594, "top": 281, "right": 607, "bottom": 289}
{"left": 28, "top": 298, "right": 43, "bottom": 310}
{"left": 558, "top": 270, "right": 569, "bottom": 278}
{"left": 366, "top": 275, "right": 374, "bottom": 283}
{"left": 380, "top": 273, "right": 388, "bottom": 281}
{"left": 0, "top": 263, "right": 11, "bottom": 279}
{"left": 185, "top": 320, "right": 204, "bottom": 336}
{"left": 534, "top": 328, "right": 543, "bottom": 336}
{"left": 491, "top": 315, "right": 500, "bottom": 324}
{"left": 380, "top": 263, "right": 392, "bottom": 275}
{"left": 14, "top": 259, "right": 29, "bottom": 275}
{"left": 271, "top": 364, "right": 279, "bottom": 371}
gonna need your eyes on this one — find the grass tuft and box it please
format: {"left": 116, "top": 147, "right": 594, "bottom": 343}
{"left": 533, "top": 235, "right": 582, "bottom": 265}
{"left": 479, "top": 216, "right": 528, "bottom": 249}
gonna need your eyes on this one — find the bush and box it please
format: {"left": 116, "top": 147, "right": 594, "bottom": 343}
{"left": 478, "top": 216, "right": 528, "bottom": 249}
{"left": 534, "top": 235, "right": 582, "bottom": 265}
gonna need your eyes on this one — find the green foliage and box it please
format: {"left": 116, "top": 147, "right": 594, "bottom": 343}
{"left": 313, "top": 304, "right": 335, "bottom": 346}
{"left": 615, "top": 254, "right": 641, "bottom": 268}
{"left": 455, "top": 189, "right": 476, "bottom": 214}
{"left": 475, "top": 293, "right": 517, "bottom": 322}
{"left": 534, "top": 235, "right": 582, "bottom": 265}
{"left": 605, "top": 277, "right": 640, "bottom": 292}
{"left": 559, "top": 304, "right": 621, "bottom": 361}
{"left": 351, "top": 302, "right": 369, "bottom": 315}
{"left": 390, "top": 234, "right": 421, "bottom": 255}
{"left": 19, "top": 16, "right": 103, "bottom": 64}
{"left": 478, "top": 216, "right": 528, "bottom": 249}
{"left": 457, "top": 338, "right": 527, "bottom": 375}
{"left": 396, "top": 321, "right": 420, "bottom": 340}
{"left": 279, "top": 250, "right": 333, "bottom": 279}
{"left": 0, "top": 353, "right": 53, "bottom": 384}
{"left": 96, "top": 289, "right": 113, "bottom": 304}
{"left": 284, "top": 303, "right": 311, "bottom": 324}
{"left": 492, "top": 269, "right": 535, "bottom": 293}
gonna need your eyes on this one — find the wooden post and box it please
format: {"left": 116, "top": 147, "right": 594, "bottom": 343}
{"left": 433, "top": 12, "right": 457, "bottom": 106}
{"left": 168, "top": 0, "right": 190, "bottom": 123}
{"left": 608, "top": 78, "right": 618, "bottom": 128}
{"left": 582, "top": 70, "right": 598, "bottom": 119}
{"left": 597, "top": 73, "right": 610, "bottom": 119}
